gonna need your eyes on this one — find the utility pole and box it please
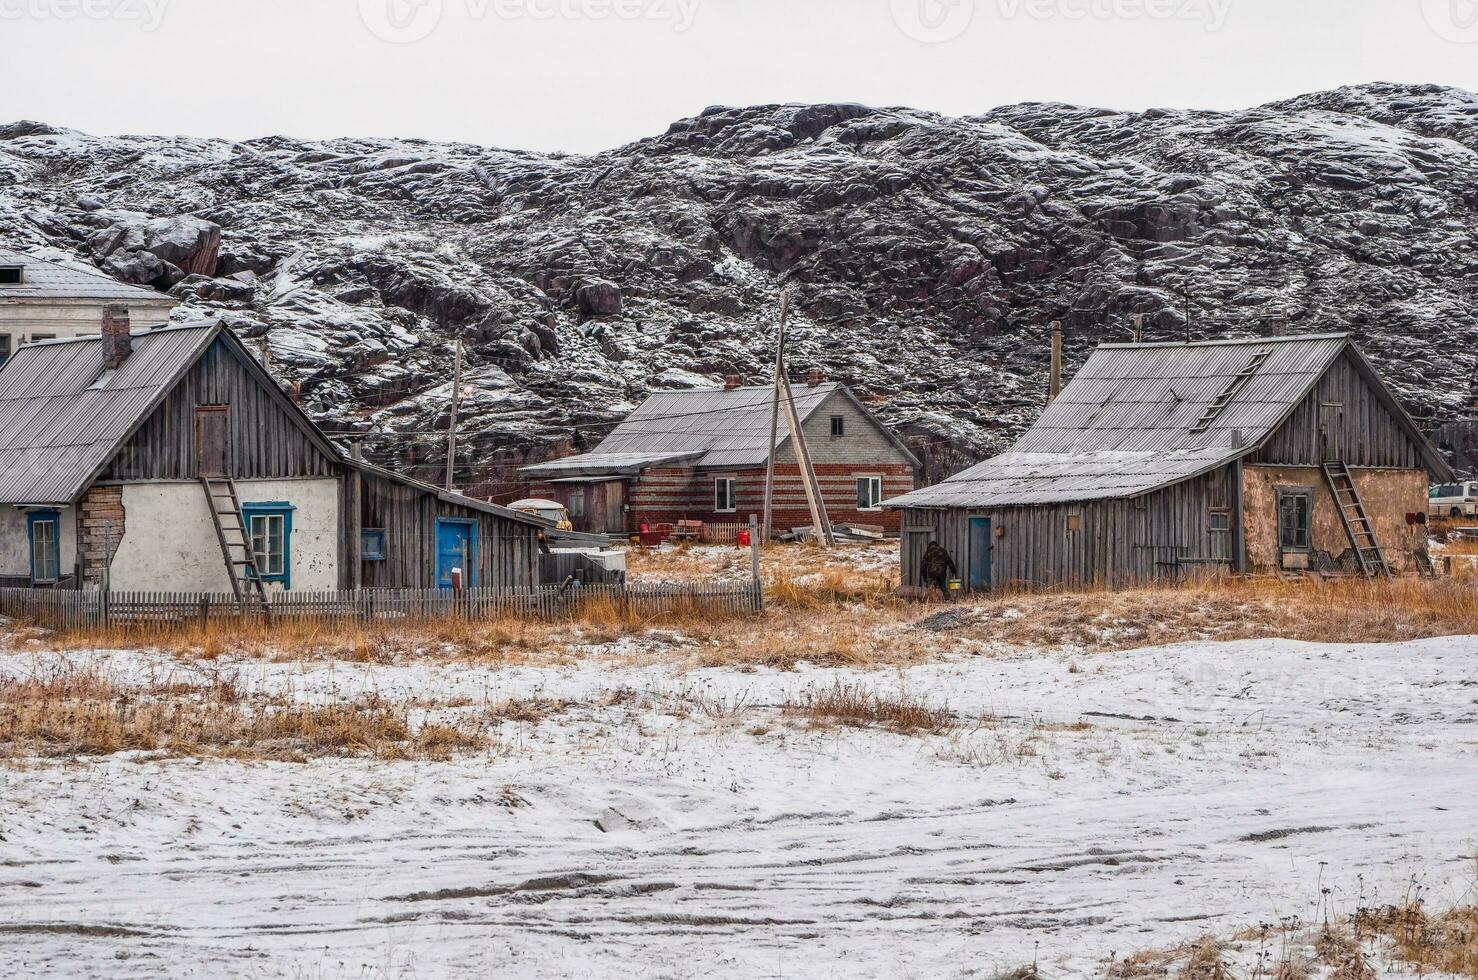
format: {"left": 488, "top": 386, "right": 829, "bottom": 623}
{"left": 1048, "top": 321, "right": 1063, "bottom": 405}
{"left": 761, "top": 292, "right": 788, "bottom": 542}
{"left": 1132, "top": 313, "right": 1144, "bottom": 345}
{"left": 780, "top": 366, "right": 835, "bottom": 547}
{"left": 445, "top": 338, "right": 463, "bottom": 491}
{"left": 1184, "top": 286, "right": 1193, "bottom": 343}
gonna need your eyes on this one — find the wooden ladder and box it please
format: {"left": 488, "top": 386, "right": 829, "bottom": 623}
{"left": 1321, "top": 461, "right": 1391, "bottom": 579}
{"left": 199, "top": 476, "right": 271, "bottom": 610}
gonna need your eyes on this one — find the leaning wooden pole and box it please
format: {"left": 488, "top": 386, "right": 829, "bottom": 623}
{"left": 780, "top": 371, "right": 835, "bottom": 547}
{"left": 761, "top": 292, "right": 789, "bottom": 541}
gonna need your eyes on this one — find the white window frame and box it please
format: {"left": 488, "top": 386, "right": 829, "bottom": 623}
{"left": 715, "top": 477, "right": 737, "bottom": 513}
{"left": 249, "top": 512, "right": 287, "bottom": 578}
{"left": 856, "top": 476, "right": 883, "bottom": 512}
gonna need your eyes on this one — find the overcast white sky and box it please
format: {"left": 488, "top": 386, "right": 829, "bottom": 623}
{"left": 2, "top": 0, "right": 1475, "bottom": 152}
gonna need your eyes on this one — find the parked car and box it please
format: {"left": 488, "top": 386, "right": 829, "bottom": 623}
{"left": 508, "top": 498, "right": 574, "bottom": 530}
{"left": 1429, "top": 481, "right": 1478, "bottom": 518}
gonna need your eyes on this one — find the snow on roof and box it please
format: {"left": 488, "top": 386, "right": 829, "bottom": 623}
{"left": 887, "top": 333, "right": 1450, "bottom": 509}
{"left": 0, "top": 246, "right": 177, "bottom": 303}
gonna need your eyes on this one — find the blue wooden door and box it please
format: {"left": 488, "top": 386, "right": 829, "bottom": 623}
{"left": 435, "top": 519, "right": 478, "bottom": 588}
{"left": 968, "top": 517, "right": 992, "bottom": 593}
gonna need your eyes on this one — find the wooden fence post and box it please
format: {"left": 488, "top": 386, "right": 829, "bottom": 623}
{"left": 199, "top": 595, "right": 210, "bottom": 631}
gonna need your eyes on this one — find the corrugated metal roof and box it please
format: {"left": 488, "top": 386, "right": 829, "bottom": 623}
{"left": 345, "top": 457, "right": 552, "bottom": 528}
{"left": 521, "top": 451, "right": 705, "bottom": 480}
{"left": 519, "top": 383, "right": 849, "bottom": 476}
{"left": 0, "top": 246, "right": 178, "bottom": 304}
{"left": 0, "top": 323, "right": 217, "bottom": 504}
{"left": 886, "top": 334, "right": 1367, "bottom": 509}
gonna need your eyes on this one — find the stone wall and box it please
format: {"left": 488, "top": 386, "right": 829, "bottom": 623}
{"left": 1242, "top": 466, "right": 1428, "bottom": 572}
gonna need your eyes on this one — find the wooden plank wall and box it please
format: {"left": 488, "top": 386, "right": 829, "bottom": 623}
{"left": 355, "top": 470, "right": 541, "bottom": 590}
{"left": 102, "top": 337, "right": 338, "bottom": 481}
{"left": 899, "top": 466, "right": 1237, "bottom": 592}
{"left": 1252, "top": 351, "right": 1424, "bottom": 469}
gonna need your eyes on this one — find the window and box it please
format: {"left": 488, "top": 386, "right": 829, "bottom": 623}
{"left": 1066, "top": 513, "right": 1082, "bottom": 533}
{"left": 567, "top": 488, "right": 586, "bottom": 518}
{"left": 243, "top": 502, "right": 294, "bottom": 587}
{"left": 856, "top": 476, "right": 883, "bottom": 511}
{"left": 0, "top": 335, "right": 10, "bottom": 366}
{"left": 0, "top": 266, "right": 21, "bottom": 285}
{"left": 27, "top": 510, "right": 60, "bottom": 585}
{"left": 830, "top": 416, "right": 845, "bottom": 438}
{"left": 714, "top": 478, "right": 737, "bottom": 513}
{"left": 25, "top": 333, "right": 54, "bottom": 344}
{"left": 1209, "top": 509, "right": 1231, "bottom": 533}
{"left": 361, "top": 528, "right": 386, "bottom": 562}
{"left": 1277, "top": 488, "right": 1313, "bottom": 552}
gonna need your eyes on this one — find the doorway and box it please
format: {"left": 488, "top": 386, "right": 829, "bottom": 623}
{"left": 1319, "top": 402, "right": 1344, "bottom": 462}
{"left": 435, "top": 518, "right": 478, "bottom": 588}
{"left": 195, "top": 405, "right": 231, "bottom": 476}
{"left": 967, "top": 517, "right": 993, "bottom": 593}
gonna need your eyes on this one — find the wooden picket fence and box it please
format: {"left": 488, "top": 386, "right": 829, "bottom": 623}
{"left": 0, "top": 581, "right": 763, "bottom": 631}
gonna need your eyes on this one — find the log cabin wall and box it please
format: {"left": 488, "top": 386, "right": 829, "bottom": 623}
{"left": 101, "top": 336, "right": 338, "bottom": 482}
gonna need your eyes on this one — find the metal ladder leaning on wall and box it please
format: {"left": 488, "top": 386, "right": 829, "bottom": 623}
{"left": 1321, "top": 461, "right": 1392, "bottom": 579}
{"left": 199, "top": 476, "right": 272, "bottom": 611}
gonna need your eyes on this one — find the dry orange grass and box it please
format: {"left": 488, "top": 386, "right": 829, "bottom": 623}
{"left": 1356, "top": 902, "right": 1478, "bottom": 977}
{"left": 783, "top": 680, "right": 954, "bottom": 735}
{"left": 0, "top": 666, "right": 489, "bottom": 762}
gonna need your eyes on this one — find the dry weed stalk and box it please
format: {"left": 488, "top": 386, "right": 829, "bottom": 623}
{"left": 783, "top": 680, "right": 953, "bottom": 735}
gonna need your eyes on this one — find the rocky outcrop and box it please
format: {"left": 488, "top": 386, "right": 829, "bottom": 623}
{"left": 1, "top": 82, "right": 1476, "bottom": 484}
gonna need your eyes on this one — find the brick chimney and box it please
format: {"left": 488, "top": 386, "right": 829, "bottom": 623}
{"left": 101, "top": 304, "right": 131, "bottom": 369}
{"left": 807, "top": 368, "right": 825, "bottom": 387}
{"left": 724, "top": 374, "right": 742, "bottom": 390}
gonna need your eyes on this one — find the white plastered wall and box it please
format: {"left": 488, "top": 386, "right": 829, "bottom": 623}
{"left": 0, "top": 504, "right": 77, "bottom": 582}
{"left": 107, "top": 478, "right": 340, "bottom": 592}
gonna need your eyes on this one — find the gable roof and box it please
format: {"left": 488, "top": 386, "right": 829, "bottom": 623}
{"left": 0, "top": 246, "right": 177, "bottom": 305}
{"left": 887, "top": 334, "right": 1453, "bottom": 509}
{"left": 0, "top": 321, "right": 338, "bottom": 505}
{"left": 521, "top": 382, "right": 919, "bottom": 478}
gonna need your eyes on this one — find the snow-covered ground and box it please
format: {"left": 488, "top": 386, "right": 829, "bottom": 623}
{"left": 2, "top": 635, "right": 1476, "bottom": 978}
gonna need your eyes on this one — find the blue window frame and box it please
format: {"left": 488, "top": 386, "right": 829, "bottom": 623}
{"left": 26, "top": 509, "right": 61, "bottom": 585}
{"left": 242, "top": 502, "right": 294, "bottom": 589}
{"left": 361, "top": 528, "right": 387, "bottom": 562}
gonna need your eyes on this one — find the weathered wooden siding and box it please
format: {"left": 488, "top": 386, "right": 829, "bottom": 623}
{"left": 1251, "top": 350, "right": 1423, "bottom": 469}
{"left": 900, "top": 466, "right": 1238, "bottom": 592}
{"left": 102, "top": 336, "right": 337, "bottom": 482}
{"left": 354, "top": 471, "right": 541, "bottom": 590}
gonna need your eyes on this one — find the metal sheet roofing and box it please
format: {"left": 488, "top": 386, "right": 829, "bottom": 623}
{"left": 0, "top": 246, "right": 177, "bottom": 304}
{"left": 520, "top": 451, "right": 705, "bottom": 480}
{"left": 0, "top": 323, "right": 217, "bottom": 504}
{"left": 345, "top": 457, "right": 553, "bottom": 528}
{"left": 520, "top": 383, "right": 863, "bottom": 476}
{"left": 886, "top": 334, "right": 1440, "bottom": 509}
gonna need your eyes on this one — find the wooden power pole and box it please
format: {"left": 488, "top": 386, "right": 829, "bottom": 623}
{"left": 761, "top": 290, "right": 834, "bottom": 547}
{"left": 445, "top": 338, "right": 463, "bottom": 491}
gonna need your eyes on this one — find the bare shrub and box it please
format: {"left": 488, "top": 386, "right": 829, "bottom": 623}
{"left": 783, "top": 680, "right": 953, "bottom": 735}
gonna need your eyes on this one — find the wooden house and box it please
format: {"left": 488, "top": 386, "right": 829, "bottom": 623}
{"left": 0, "top": 310, "right": 547, "bottom": 592}
{"left": 886, "top": 334, "right": 1454, "bottom": 593}
{"left": 0, "top": 246, "right": 176, "bottom": 367}
{"left": 520, "top": 373, "right": 920, "bottom": 535}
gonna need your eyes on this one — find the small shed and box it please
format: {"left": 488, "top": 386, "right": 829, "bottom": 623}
{"left": 521, "top": 376, "right": 919, "bottom": 535}
{"left": 886, "top": 334, "right": 1454, "bottom": 592}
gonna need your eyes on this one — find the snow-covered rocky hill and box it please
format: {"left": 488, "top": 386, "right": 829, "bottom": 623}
{"left": 3, "top": 81, "right": 1477, "bottom": 486}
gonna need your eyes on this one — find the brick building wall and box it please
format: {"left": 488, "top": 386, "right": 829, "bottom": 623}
{"left": 78, "top": 485, "right": 125, "bottom": 588}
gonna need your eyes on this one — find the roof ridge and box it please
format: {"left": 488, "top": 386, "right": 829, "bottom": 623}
{"left": 1098, "top": 333, "right": 1350, "bottom": 349}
